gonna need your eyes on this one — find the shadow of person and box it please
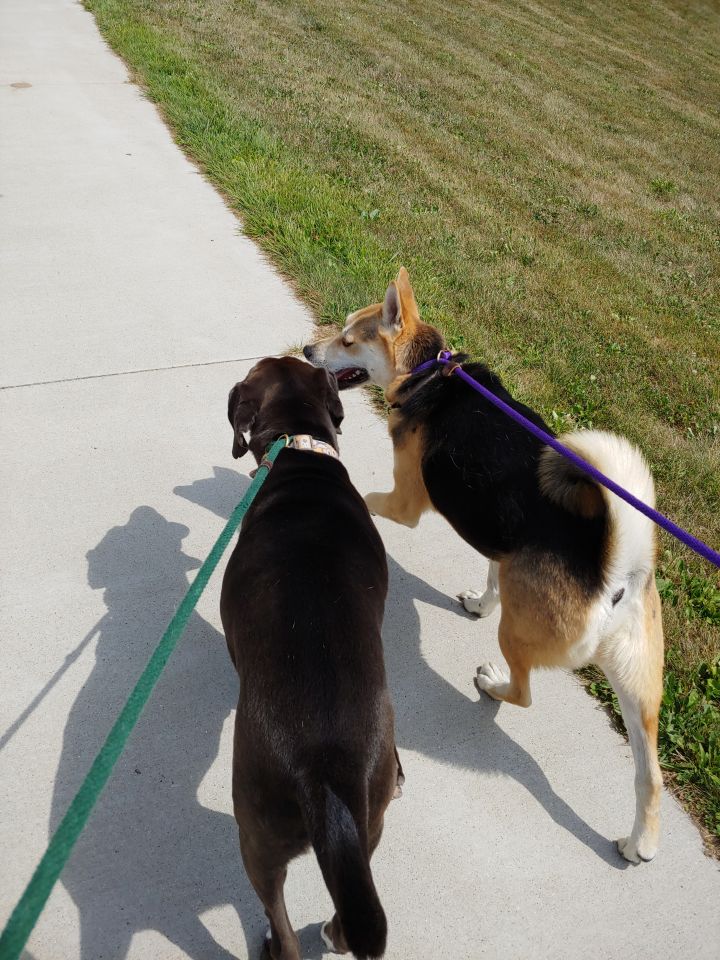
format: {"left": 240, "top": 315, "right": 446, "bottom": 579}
{"left": 50, "top": 506, "right": 266, "bottom": 960}
{"left": 174, "top": 467, "right": 624, "bottom": 872}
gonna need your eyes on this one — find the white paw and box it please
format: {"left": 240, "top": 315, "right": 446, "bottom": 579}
{"left": 321, "top": 921, "right": 340, "bottom": 953}
{"left": 617, "top": 835, "right": 657, "bottom": 864}
{"left": 458, "top": 588, "right": 500, "bottom": 617}
{"left": 476, "top": 662, "right": 509, "bottom": 686}
{"left": 364, "top": 492, "right": 383, "bottom": 516}
{"left": 475, "top": 662, "right": 509, "bottom": 695}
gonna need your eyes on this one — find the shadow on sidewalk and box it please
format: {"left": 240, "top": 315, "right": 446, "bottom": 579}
{"left": 381, "top": 559, "right": 624, "bottom": 869}
{"left": 45, "top": 456, "right": 624, "bottom": 958}
{"left": 176, "top": 465, "right": 624, "bottom": 871}
{"left": 49, "top": 502, "right": 269, "bottom": 960}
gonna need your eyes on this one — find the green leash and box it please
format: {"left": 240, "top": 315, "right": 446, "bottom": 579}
{"left": 0, "top": 437, "right": 288, "bottom": 960}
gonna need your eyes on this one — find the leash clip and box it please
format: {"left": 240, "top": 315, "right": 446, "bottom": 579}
{"left": 437, "top": 350, "right": 460, "bottom": 377}
{"left": 252, "top": 435, "right": 292, "bottom": 477}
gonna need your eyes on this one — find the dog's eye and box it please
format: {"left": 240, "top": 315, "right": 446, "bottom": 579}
{"left": 342, "top": 337, "right": 355, "bottom": 348}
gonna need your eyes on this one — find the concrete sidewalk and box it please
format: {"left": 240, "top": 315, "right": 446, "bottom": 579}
{"left": 1, "top": 1, "right": 717, "bottom": 958}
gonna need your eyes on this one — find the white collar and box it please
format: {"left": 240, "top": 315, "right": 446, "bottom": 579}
{"left": 288, "top": 435, "right": 339, "bottom": 459}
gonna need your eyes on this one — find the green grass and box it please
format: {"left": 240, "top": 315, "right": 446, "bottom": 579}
{"left": 84, "top": 0, "right": 719, "bottom": 844}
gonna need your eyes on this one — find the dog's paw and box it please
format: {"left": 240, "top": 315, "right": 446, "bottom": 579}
{"left": 617, "top": 835, "right": 657, "bottom": 864}
{"left": 364, "top": 492, "right": 421, "bottom": 527}
{"left": 364, "top": 492, "right": 385, "bottom": 517}
{"left": 321, "top": 921, "right": 345, "bottom": 954}
{"left": 475, "top": 662, "right": 509, "bottom": 698}
{"left": 458, "top": 588, "right": 500, "bottom": 618}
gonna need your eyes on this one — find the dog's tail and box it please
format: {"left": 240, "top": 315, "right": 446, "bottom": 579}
{"left": 298, "top": 779, "right": 386, "bottom": 959}
{"left": 539, "top": 429, "right": 657, "bottom": 577}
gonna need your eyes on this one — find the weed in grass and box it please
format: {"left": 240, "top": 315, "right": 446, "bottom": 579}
{"left": 575, "top": 201, "right": 599, "bottom": 219}
{"left": 651, "top": 177, "right": 679, "bottom": 198}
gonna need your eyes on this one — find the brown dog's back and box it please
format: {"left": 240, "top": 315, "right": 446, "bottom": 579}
{"left": 222, "top": 445, "right": 395, "bottom": 959}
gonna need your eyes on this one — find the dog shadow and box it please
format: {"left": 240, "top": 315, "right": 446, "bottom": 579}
{"left": 49, "top": 502, "right": 269, "bottom": 960}
{"left": 175, "top": 467, "right": 624, "bottom": 871}
{"left": 383, "top": 557, "right": 625, "bottom": 869}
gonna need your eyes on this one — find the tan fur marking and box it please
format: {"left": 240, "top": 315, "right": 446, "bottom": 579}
{"left": 395, "top": 322, "right": 445, "bottom": 373}
{"left": 348, "top": 302, "right": 383, "bottom": 326}
{"left": 538, "top": 447, "right": 605, "bottom": 518}
{"left": 364, "top": 419, "right": 432, "bottom": 528}
{"left": 495, "top": 620, "right": 533, "bottom": 706}
{"left": 497, "top": 554, "right": 592, "bottom": 669}
{"left": 642, "top": 709, "right": 659, "bottom": 746}
{"left": 384, "top": 374, "right": 411, "bottom": 406}
{"left": 630, "top": 579, "right": 663, "bottom": 859}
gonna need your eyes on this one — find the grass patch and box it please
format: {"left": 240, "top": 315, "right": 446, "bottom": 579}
{"left": 84, "top": 0, "right": 719, "bottom": 843}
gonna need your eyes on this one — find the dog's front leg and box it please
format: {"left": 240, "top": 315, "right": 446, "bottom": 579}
{"left": 365, "top": 490, "right": 424, "bottom": 527}
{"left": 365, "top": 427, "right": 431, "bottom": 528}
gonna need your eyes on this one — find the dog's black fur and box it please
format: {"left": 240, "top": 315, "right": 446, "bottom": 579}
{"left": 394, "top": 357, "right": 608, "bottom": 599}
{"left": 221, "top": 357, "right": 397, "bottom": 960}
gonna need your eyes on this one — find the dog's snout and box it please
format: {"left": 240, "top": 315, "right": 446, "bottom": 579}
{"left": 303, "top": 344, "right": 313, "bottom": 360}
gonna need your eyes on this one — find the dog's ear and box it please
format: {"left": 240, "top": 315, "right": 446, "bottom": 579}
{"left": 381, "top": 268, "right": 419, "bottom": 335}
{"left": 395, "top": 266, "right": 420, "bottom": 327}
{"left": 320, "top": 368, "right": 344, "bottom": 433}
{"left": 227, "top": 382, "right": 257, "bottom": 459}
{"left": 381, "top": 280, "right": 403, "bottom": 336}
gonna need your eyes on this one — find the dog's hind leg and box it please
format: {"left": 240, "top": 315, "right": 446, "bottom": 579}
{"left": 597, "top": 578, "right": 664, "bottom": 864}
{"left": 475, "top": 617, "right": 532, "bottom": 707}
{"left": 239, "top": 831, "right": 300, "bottom": 960}
{"left": 459, "top": 560, "right": 501, "bottom": 618}
{"left": 610, "top": 679, "right": 662, "bottom": 864}
{"left": 365, "top": 426, "right": 431, "bottom": 528}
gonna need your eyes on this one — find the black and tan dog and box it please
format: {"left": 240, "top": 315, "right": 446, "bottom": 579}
{"left": 221, "top": 357, "right": 400, "bottom": 959}
{"left": 304, "top": 270, "right": 664, "bottom": 865}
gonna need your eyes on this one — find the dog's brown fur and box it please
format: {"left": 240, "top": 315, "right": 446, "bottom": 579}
{"left": 221, "top": 357, "right": 400, "bottom": 958}
{"left": 304, "top": 270, "right": 664, "bottom": 864}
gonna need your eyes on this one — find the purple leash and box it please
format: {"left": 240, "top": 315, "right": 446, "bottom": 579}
{"left": 412, "top": 351, "right": 720, "bottom": 569}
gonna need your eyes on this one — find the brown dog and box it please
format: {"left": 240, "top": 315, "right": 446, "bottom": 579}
{"left": 304, "top": 271, "right": 664, "bottom": 864}
{"left": 220, "top": 357, "right": 400, "bottom": 959}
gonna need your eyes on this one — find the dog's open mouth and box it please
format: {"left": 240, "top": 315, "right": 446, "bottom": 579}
{"left": 335, "top": 367, "right": 369, "bottom": 389}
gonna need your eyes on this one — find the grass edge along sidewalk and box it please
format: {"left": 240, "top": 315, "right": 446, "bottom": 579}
{"left": 82, "top": 0, "right": 719, "bottom": 851}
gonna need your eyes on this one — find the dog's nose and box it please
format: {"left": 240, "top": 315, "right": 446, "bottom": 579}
{"left": 302, "top": 344, "right": 312, "bottom": 360}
